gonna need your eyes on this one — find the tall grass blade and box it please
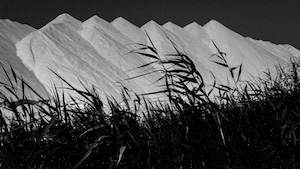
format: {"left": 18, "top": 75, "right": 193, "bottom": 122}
{"left": 116, "top": 146, "right": 126, "bottom": 166}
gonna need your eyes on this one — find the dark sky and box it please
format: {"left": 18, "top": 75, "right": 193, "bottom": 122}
{"left": 1, "top": 0, "right": 300, "bottom": 49}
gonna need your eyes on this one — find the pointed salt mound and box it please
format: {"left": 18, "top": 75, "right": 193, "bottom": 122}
{"left": 182, "top": 22, "right": 214, "bottom": 60}
{"left": 162, "top": 21, "right": 184, "bottom": 43}
{"left": 80, "top": 16, "right": 164, "bottom": 98}
{"left": 16, "top": 14, "right": 145, "bottom": 105}
{"left": 163, "top": 22, "right": 211, "bottom": 69}
{"left": 111, "top": 17, "right": 146, "bottom": 44}
{"left": 142, "top": 21, "right": 214, "bottom": 93}
{"left": 203, "top": 19, "right": 288, "bottom": 79}
{"left": 162, "top": 21, "right": 227, "bottom": 85}
{"left": 163, "top": 21, "right": 211, "bottom": 56}
{"left": 141, "top": 20, "right": 191, "bottom": 74}
{"left": 141, "top": 20, "right": 181, "bottom": 55}
{"left": 82, "top": 16, "right": 131, "bottom": 45}
{"left": 0, "top": 19, "right": 48, "bottom": 101}
{"left": 184, "top": 22, "right": 210, "bottom": 45}
{"left": 42, "top": 13, "right": 83, "bottom": 31}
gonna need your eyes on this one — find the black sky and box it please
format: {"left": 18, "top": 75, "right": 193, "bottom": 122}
{"left": 1, "top": 0, "right": 300, "bottom": 49}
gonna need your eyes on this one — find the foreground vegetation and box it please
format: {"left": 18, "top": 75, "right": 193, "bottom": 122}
{"left": 1, "top": 40, "right": 300, "bottom": 168}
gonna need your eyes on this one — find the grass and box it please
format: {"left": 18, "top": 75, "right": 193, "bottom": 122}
{"left": 0, "top": 36, "right": 300, "bottom": 168}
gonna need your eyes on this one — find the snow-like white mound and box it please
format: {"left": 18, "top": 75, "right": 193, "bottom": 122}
{"left": 0, "top": 13, "right": 299, "bottom": 106}
{"left": 203, "top": 19, "right": 288, "bottom": 79}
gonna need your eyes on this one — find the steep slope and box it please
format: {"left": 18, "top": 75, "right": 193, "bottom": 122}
{"left": 17, "top": 14, "right": 123, "bottom": 103}
{"left": 16, "top": 14, "right": 165, "bottom": 106}
{"left": 141, "top": 20, "right": 177, "bottom": 54}
{"left": 140, "top": 19, "right": 300, "bottom": 92}
{"left": 0, "top": 19, "right": 48, "bottom": 101}
{"left": 163, "top": 21, "right": 227, "bottom": 85}
{"left": 80, "top": 16, "right": 163, "bottom": 98}
{"left": 111, "top": 17, "right": 146, "bottom": 45}
{"left": 182, "top": 22, "right": 231, "bottom": 84}
{"left": 203, "top": 20, "right": 288, "bottom": 79}
{"left": 141, "top": 20, "right": 233, "bottom": 88}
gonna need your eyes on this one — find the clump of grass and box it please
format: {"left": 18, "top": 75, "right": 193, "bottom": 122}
{"left": 1, "top": 34, "right": 299, "bottom": 168}
{"left": 128, "top": 33, "right": 300, "bottom": 168}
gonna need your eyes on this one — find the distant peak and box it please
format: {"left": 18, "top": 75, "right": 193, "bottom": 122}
{"left": 163, "top": 21, "right": 174, "bottom": 26}
{"left": 141, "top": 20, "right": 160, "bottom": 30}
{"left": 207, "top": 19, "right": 219, "bottom": 23}
{"left": 183, "top": 22, "right": 210, "bottom": 40}
{"left": 203, "top": 19, "right": 227, "bottom": 30}
{"left": 88, "top": 15, "right": 102, "bottom": 21}
{"left": 83, "top": 15, "right": 108, "bottom": 28}
{"left": 112, "top": 17, "right": 126, "bottom": 22}
{"left": 52, "top": 13, "right": 75, "bottom": 23}
{"left": 144, "top": 20, "right": 159, "bottom": 26}
{"left": 111, "top": 17, "right": 133, "bottom": 26}
{"left": 162, "top": 22, "right": 183, "bottom": 34}
{"left": 202, "top": 19, "right": 236, "bottom": 40}
{"left": 84, "top": 15, "right": 104, "bottom": 24}
{"left": 163, "top": 21, "right": 181, "bottom": 29}
{"left": 43, "top": 13, "right": 82, "bottom": 30}
{"left": 57, "top": 13, "right": 72, "bottom": 18}
{"left": 184, "top": 22, "right": 201, "bottom": 28}
{"left": 184, "top": 22, "right": 202, "bottom": 31}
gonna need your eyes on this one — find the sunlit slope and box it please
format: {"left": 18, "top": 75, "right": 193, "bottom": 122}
{"left": 141, "top": 19, "right": 298, "bottom": 88}
{"left": 16, "top": 14, "right": 163, "bottom": 104}
{"left": 203, "top": 20, "right": 292, "bottom": 79}
{"left": 0, "top": 13, "right": 298, "bottom": 104}
{"left": 80, "top": 16, "right": 164, "bottom": 97}
{"left": 111, "top": 17, "right": 146, "bottom": 45}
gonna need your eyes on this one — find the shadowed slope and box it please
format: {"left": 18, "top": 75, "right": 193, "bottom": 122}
{"left": 0, "top": 19, "right": 48, "bottom": 101}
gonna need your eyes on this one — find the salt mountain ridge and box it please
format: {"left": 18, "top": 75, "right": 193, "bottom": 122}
{"left": 0, "top": 13, "right": 299, "bottom": 107}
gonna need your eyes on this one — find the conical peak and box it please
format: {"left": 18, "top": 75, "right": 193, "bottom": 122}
{"left": 88, "top": 15, "right": 107, "bottom": 23}
{"left": 83, "top": 15, "right": 108, "bottom": 28}
{"left": 111, "top": 17, "right": 131, "bottom": 25}
{"left": 111, "top": 17, "right": 146, "bottom": 44}
{"left": 111, "top": 17, "right": 138, "bottom": 30}
{"left": 202, "top": 19, "right": 242, "bottom": 44}
{"left": 204, "top": 19, "right": 222, "bottom": 26}
{"left": 203, "top": 19, "right": 229, "bottom": 32}
{"left": 141, "top": 20, "right": 161, "bottom": 31}
{"left": 113, "top": 16, "right": 125, "bottom": 21}
{"left": 50, "top": 13, "right": 79, "bottom": 24}
{"left": 163, "top": 21, "right": 174, "bottom": 26}
{"left": 184, "top": 22, "right": 202, "bottom": 30}
{"left": 42, "top": 13, "right": 82, "bottom": 31}
{"left": 56, "top": 13, "right": 72, "bottom": 19}
{"left": 141, "top": 20, "right": 160, "bottom": 28}
{"left": 162, "top": 21, "right": 182, "bottom": 30}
